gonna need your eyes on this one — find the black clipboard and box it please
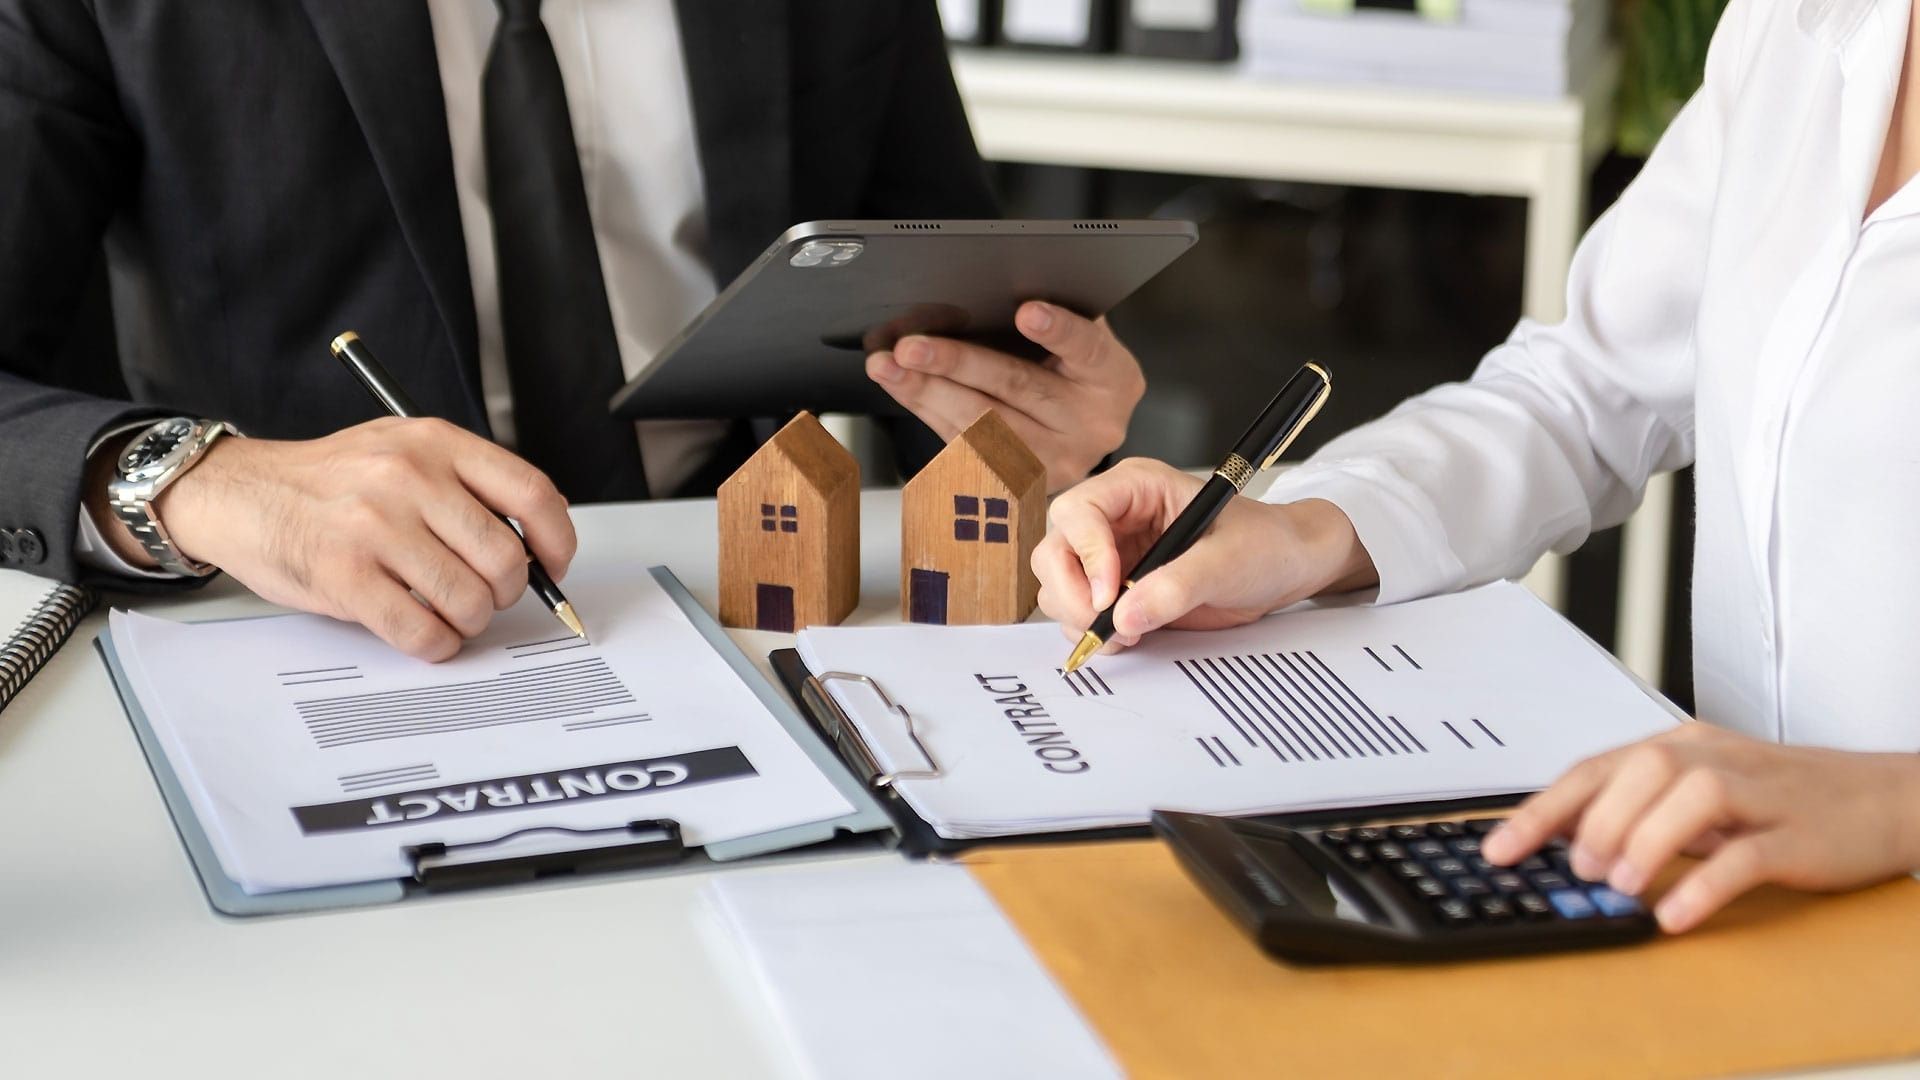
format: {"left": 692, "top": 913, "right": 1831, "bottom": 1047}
{"left": 768, "top": 648, "right": 1528, "bottom": 855}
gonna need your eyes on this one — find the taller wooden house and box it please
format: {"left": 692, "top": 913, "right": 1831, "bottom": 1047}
{"left": 899, "top": 410, "right": 1045, "bottom": 625}
{"left": 718, "top": 412, "right": 860, "bottom": 633}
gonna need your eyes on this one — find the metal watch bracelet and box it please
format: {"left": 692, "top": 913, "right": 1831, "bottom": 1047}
{"left": 107, "top": 419, "right": 241, "bottom": 577}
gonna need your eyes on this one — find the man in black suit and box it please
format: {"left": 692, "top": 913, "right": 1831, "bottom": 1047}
{"left": 0, "top": 1, "right": 1145, "bottom": 658}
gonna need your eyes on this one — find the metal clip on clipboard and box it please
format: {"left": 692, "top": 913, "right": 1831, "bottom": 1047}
{"left": 404, "top": 819, "right": 685, "bottom": 893}
{"left": 801, "top": 671, "right": 943, "bottom": 789}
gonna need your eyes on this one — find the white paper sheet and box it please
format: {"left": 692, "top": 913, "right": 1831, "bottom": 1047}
{"left": 1001, "top": 0, "right": 1095, "bottom": 45}
{"left": 708, "top": 862, "right": 1121, "bottom": 1080}
{"left": 113, "top": 567, "right": 853, "bottom": 893}
{"left": 798, "top": 582, "right": 1680, "bottom": 838}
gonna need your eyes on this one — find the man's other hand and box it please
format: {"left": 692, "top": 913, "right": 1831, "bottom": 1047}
{"left": 865, "top": 301, "right": 1144, "bottom": 493}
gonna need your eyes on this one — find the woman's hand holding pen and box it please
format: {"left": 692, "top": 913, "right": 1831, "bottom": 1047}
{"left": 94, "top": 417, "right": 578, "bottom": 662}
{"left": 1032, "top": 458, "right": 1378, "bottom": 651}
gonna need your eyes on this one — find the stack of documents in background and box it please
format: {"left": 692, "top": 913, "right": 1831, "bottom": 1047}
{"left": 1238, "top": 0, "right": 1609, "bottom": 97}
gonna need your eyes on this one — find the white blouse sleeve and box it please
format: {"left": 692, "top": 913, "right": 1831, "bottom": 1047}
{"left": 1260, "top": 1, "right": 1754, "bottom": 604}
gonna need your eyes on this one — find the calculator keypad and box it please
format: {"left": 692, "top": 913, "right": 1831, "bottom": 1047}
{"left": 1315, "top": 817, "right": 1645, "bottom": 930}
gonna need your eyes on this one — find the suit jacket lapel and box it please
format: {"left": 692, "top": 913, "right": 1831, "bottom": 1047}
{"left": 298, "top": 0, "right": 485, "bottom": 419}
{"left": 675, "top": 0, "right": 792, "bottom": 286}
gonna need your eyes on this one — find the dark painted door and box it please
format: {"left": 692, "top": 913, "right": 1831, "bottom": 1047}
{"left": 756, "top": 583, "right": 795, "bottom": 633}
{"left": 908, "top": 569, "right": 949, "bottom": 625}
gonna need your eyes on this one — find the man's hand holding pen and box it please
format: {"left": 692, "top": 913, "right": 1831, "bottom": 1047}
{"left": 1034, "top": 458, "right": 1377, "bottom": 652}
{"left": 87, "top": 417, "right": 579, "bottom": 662}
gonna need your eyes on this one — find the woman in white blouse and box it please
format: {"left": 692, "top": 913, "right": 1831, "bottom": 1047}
{"left": 1034, "top": 0, "right": 1920, "bottom": 932}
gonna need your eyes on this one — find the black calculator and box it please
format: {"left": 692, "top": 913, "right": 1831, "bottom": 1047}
{"left": 1152, "top": 809, "right": 1657, "bottom": 964}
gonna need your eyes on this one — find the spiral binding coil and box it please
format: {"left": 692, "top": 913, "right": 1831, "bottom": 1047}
{"left": 0, "top": 585, "right": 95, "bottom": 711}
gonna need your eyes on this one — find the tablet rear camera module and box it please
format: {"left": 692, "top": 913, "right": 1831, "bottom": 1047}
{"left": 791, "top": 239, "right": 864, "bottom": 268}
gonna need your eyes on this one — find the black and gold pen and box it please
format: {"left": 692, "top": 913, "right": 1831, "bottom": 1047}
{"left": 1063, "top": 362, "right": 1332, "bottom": 673}
{"left": 330, "top": 331, "right": 587, "bottom": 640}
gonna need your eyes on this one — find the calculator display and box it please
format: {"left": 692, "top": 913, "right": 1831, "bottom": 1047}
{"left": 1240, "top": 835, "right": 1378, "bottom": 925}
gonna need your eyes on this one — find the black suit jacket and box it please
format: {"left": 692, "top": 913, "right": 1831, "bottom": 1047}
{"left": 0, "top": 0, "right": 995, "bottom": 586}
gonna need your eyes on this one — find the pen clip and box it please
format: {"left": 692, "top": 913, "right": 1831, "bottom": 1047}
{"left": 1261, "top": 364, "right": 1332, "bottom": 471}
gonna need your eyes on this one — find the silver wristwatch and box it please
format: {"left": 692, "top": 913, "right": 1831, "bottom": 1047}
{"left": 107, "top": 417, "right": 242, "bottom": 576}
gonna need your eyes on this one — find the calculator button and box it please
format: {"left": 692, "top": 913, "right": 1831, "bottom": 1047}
{"left": 1432, "top": 898, "right": 1476, "bottom": 925}
{"left": 1430, "top": 857, "right": 1469, "bottom": 877}
{"left": 1464, "top": 818, "right": 1505, "bottom": 834}
{"left": 1425, "top": 821, "right": 1465, "bottom": 838}
{"left": 1350, "top": 827, "right": 1388, "bottom": 843}
{"left": 1466, "top": 856, "right": 1497, "bottom": 874}
{"left": 1547, "top": 889, "right": 1598, "bottom": 920}
{"left": 1409, "top": 839, "right": 1448, "bottom": 859}
{"left": 1392, "top": 861, "right": 1429, "bottom": 880}
{"left": 1371, "top": 841, "right": 1409, "bottom": 862}
{"left": 1587, "top": 886, "right": 1644, "bottom": 918}
{"left": 1513, "top": 893, "right": 1555, "bottom": 920}
{"left": 1473, "top": 895, "right": 1516, "bottom": 922}
{"left": 1517, "top": 855, "right": 1551, "bottom": 872}
{"left": 1410, "top": 878, "right": 1450, "bottom": 900}
{"left": 1450, "top": 876, "right": 1492, "bottom": 898}
{"left": 1389, "top": 824, "right": 1427, "bottom": 841}
{"left": 1487, "top": 872, "right": 1529, "bottom": 894}
{"left": 1319, "top": 828, "right": 1351, "bottom": 845}
{"left": 1528, "top": 871, "right": 1571, "bottom": 893}
{"left": 1448, "top": 836, "right": 1483, "bottom": 856}
{"left": 1341, "top": 844, "right": 1372, "bottom": 866}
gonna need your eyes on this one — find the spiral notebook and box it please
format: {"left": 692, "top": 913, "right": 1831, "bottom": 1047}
{"left": 0, "top": 571, "right": 96, "bottom": 713}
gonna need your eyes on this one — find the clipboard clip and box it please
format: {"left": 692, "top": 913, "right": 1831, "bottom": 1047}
{"left": 405, "top": 819, "right": 685, "bottom": 893}
{"left": 803, "top": 671, "right": 942, "bottom": 789}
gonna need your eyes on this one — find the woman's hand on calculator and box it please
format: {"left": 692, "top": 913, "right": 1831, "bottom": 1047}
{"left": 1482, "top": 723, "right": 1920, "bottom": 934}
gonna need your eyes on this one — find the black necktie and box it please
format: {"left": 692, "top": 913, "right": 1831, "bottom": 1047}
{"left": 484, "top": 0, "right": 649, "bottom": 502}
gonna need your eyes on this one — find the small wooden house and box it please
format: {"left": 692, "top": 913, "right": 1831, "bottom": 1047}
{"left": 900, "top": 410, "right": 1045, "bottom": 625}
{"left": 718, "top": 412, "right": 859, "bottom": 632}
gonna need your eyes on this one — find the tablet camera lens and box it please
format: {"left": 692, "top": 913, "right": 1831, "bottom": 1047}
{"left": 790, "top": 239, "right": 862, "bottom": 268}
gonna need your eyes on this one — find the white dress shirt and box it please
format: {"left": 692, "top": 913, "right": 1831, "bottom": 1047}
{"left": 1263, "top": 0, "right": 1920, "bottom": 752}
{"left": 79, "top": 0, "right": 724, "bottom": 576}
{"left": 427, "top": 0, "right": 724, "bottom": 496}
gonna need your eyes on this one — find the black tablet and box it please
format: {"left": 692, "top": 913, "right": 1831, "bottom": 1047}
{"left": 609, "top": 219, "right": 1197, "bottom": 419}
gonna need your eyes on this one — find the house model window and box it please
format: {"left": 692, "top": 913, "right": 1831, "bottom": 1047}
{"left": 953, "top": 495, "right": 1010, "bottom": 544}
{"left": 762, "top": 503, "right": 799, "bottom": 534}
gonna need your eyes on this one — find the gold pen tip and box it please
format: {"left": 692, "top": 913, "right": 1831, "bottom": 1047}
{"left": 330, "top": 330, "right": 360, "bottom": 357}
{"left": 554, "top": 602, "right": 586, "bottom": 640}
{"left": 1063, "top": 630, "right": 1103, "bottom": 673}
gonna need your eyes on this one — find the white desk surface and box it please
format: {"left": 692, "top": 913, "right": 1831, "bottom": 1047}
{"left": 3, "top": 490, "right": 1909, "bottom": 1079}
{"left": 0, "top": 495, "right": 918, "bottom": 1079}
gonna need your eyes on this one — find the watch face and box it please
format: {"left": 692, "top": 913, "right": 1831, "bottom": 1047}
{"left": 121, "top": 418, "right": 199, "bottom": 481}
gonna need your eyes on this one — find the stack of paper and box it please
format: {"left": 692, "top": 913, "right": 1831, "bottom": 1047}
{"left": 708, "top": 862, "right": 1121, "bottom": 1080}
{"left": 111, "top": 567, "right": 854, "bottom": 894}
{"left": 797, "top": 582, "right": 1680, "bottom": 840}
{"left": 1238, "top": 0, "right": 1609, "bottom": 97}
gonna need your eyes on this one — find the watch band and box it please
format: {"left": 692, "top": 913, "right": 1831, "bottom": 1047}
{"left": 107, "top": 419, "right": 240, "bottom": 577}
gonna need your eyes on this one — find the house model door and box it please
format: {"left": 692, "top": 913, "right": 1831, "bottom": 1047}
{"left": 756, "top": 583, "right": 795, "bottom": 633}
{"left": 907, "top": 569, "right": 949, "bottom": 625}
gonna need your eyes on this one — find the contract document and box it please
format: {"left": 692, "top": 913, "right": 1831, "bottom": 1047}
{"left": 796, "top": 582, "right": 1681, "bottom": 840}
{"left": 111, "top": 567, "right": 853, "bottom": 893}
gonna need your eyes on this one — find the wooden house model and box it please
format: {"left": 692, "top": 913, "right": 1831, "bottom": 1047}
{"left": 899, "top": 410, "right": 1045, "bottom": 625}
{"left": 718, "top": 412, "right": 859, "bottom": 632}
